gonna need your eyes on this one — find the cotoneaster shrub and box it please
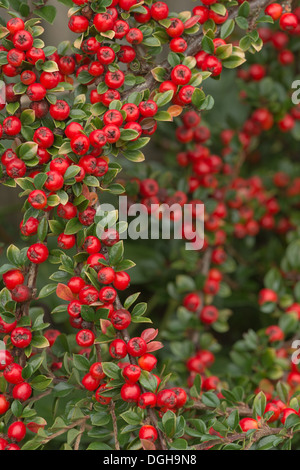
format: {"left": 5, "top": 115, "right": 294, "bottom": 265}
{"left": 0, "top": 0, "right": 300, "bottom": 451}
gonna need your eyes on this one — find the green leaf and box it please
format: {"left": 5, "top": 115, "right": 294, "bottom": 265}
{"left": 101, "top": 362, "right": 120, "bottom": 380}
{"left": 109, "top": 241, "right": 124, "bottom": 265}
{"left": 34, "top": 5, "right": 57, "bottom": 24}
{"left": 19, "top": 142, "right": 38, "bottom": 161}
{"left": 39, "top": 283, "right": 57, "bottom": 299}
{"left": 30, "top": 375, "right": 53, "bottom": 391}
{"left": 64, "top": 218, "right": 83, "bottom": 235}
{"left": 220, "top": 19, "right": 235, "bottom": 39}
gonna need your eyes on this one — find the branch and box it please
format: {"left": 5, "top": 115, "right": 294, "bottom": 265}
{"left": 194, "top": 426, "right": 286, "bottom": 450}
{"left": 109, "top": 401, "right": 120, "bottom": 451}
{"left": 122, "top": 0, "right": 273, "bottom": 100}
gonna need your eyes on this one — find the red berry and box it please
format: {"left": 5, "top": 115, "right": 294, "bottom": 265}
{"left": 127, "top": 337, "right": 147, "bottom": 357}
{"left": 28, "top": 190, "right": 48, "bottom": 210}
{"left": 12, "top": 382, "right": 32, "bottom": 401}
{"left": 138, "top": 392, "right": 157, "bottom": 409}
{"left": 110, "top": 309, "right": 131, "bottom": 330}
{"left": 0, "top": 394, "right": 10, "bottom": 415}
{"left": 89, "top": 362, "right": 105, "bottom": 380}
{"left": 27, "top": 243, "right": 49, "bottom": 264}
{"left": 109, "top": 339, "right": 127, "bottom": 359}
{"left": 95, "top": 384, "right": 112, "bottom": 405}
{"left": 139, "top": 425, "right": 158, "bottom": 442}
{"left": 239, "top": 418, "right": 259, "bottom": 432}
{"left": 11, "top": 285, "right": 31, "bottom": 303}
{"left": 3, "top": 363, "right": 23, "bottom": 383}
{"left": 7, "top": 421, "right": 26, "bottom": 442}
{"left": 11, "top": 327, "right": 32, "bottom": 348}
{"left": 13, "top": 30, "right": 33, "bottom": 51}
{"left": 138, "top": 353, "right": 157, "bottom": 371}
{"left": 120, "top": 383, "right": 141, "bottom": 402}
{"left": 82, "top": 373, "right": 100, "bottom": 391}
{"left": 122, "top": 364, "right": 141, "bottom": 383}
{"left": 76, "top": 329, "right": 95, "bottom": 347}
{"left": 3, "top": 269, "right": 24, "bottom": 290}
{"left": 79, "top": 286, "right": 99, "bottom": 305}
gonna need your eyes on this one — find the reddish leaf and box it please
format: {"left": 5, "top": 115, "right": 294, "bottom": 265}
{"left": 56, "top": 283, "right": 75, "bottom": 301}
{"left": 184, "top": 15, "right": 200, "bottom": 29}
{"left": 141, "top": 439, "right": 156, "bottom": 451}
{"left": 168, "top": 105, "right": 183, "bottom": 118}
{"left": 147, "top": 341, "right": 164, "bottom": 352}
{"left": 26, "top": 418, "right": 47, "bottom": 434}
{"left": 100, "top": 319, "right": 111, "bottom": 335}
{"left": 141, "top": 328, "right": 158, "bottom": 343}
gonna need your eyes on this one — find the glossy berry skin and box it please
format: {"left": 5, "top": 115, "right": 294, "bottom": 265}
{"left": 99, "top": 286, "right": 117, "bottom": 304}
{"left": 33, "top": 127, "right": 54, "bottom": 148}
{"left": 157, "top": 389, "right": 177, "bottom": 409}
{"left": 68, "top": 15, "right": 89, "bottom": 33}
{"left": 57, "top": 233, "right": 76, "bottom": 250}
{"left": 7, "top": 17, "right": 24, "bottom": 34}
{"left": 265, "top": 3, "right": 282, "bottom": 20}
{"left": 258, "top": 288, "right": 278, "bottom": 305}
{"left": 109, "top": 339, "right": 127, "bottom": 359}
{"left": 79, "top": 286, "right": 99, "bottom": 305}
{"left": 280, "top": 408, "right": 298, "bottom": 425}
{"left": 200, "top": 305, "right": 219, "bottom": 325}
{"left": 138, "top": 392, "right": 157, "bottom": 409}
{"left": 172, "top": 387, "right": 187, "bottom": 408}
{"left": 76, "top": 329, "right": 95, "bottom": 347}
{"left": 89, "top": 362, "right": 105, "bottom": 381}
{"left": 0, "top": 438, "right": 8, "bottom": 450}
{"left": 6, "top": 158, "right": 26, "bottom": 178}
{"left": 11, "top": 327, "right": 32, "bottom": 348}
{"left": 101, "top": 229, "right": 120, "bottom": 246}
{"left": 78, "top": 207, "right": 96, "bottom": 226}
{"left": 183, "top": 293, "right": 201, "bottom": 312}
{"left": 166, "top": 18, "right": 184, "bottom": 37}
{"left": 67, "top": 300, "right": 82, "bottom": 319}
{"left": 3, "top": 269, "right": 24, "bottom": 290}
{"left": 95, "top": 384, "right": 112, "bottom": 405}
{"left": 28, "top": 190, "right": 47, "bottom": 210}
{"left": 13, "top": 30, "right": 33, "bottom": 51}
{"left": 50, "top": 100, "right": 70, "bottom": 121}
{"left": 27, "top": 243, "right": 49, "bottom": 264}
{"left": 113, "top": 271, "right": 130, "bottom": 290}
{"left": 0, "top": 315, "right": 17, "bottom": 334}
{"left": 279, "top": 13, "right": 298, "bottom": 31}
{"left": 83, "top": 236, "right": 101, "bottom": 254}
{"left": 122, "top": 364, "right": 141, "bottom": 383}
{"left": 120, "top": 383, "right": 141, "bottom": 403}
{"left": 171, "top": 65, "right": 192, "bottom": 85}
{"left": 7, "top": 421, "right": 26, "bottom": 442}
{"left": 264, "top": 403, "right": 280, "bottom": 423}
{"left": 57, "top": 202, "right": 77, "bottom": 220}
{"left": 239, "top": 418, "right": 259, "bottom": 432}
{"left": 0, "top": 394, "right": 10, "bottom": 415}
{"left": 110, "top": 309, "right": 131, "bottom": 330}
{"left": 0, "top": 351, "right": 14, "bottom": 371}
{"left": 44, "top": 171, "right": 64, "bottom": 191}
{"left": 139, "top": 425, "right": 158, "bottom": 442}
{"left": 3, "top": 363, "right": 23, "bottom": 383}
{"left": 11, "top": 285, "right": 31, "bottom": 303}
{"left": 138, "top": 353, "right": 157, "bottom": 372}
{"left": 98, "top": 267, "right": 115, "bottom": 285}
{"left": 266, "top": 325, "right": 284, "bottom": 342}
{"left": 127, "top": 337, "right": 147, "bottom": 357}
{"left": 3, "top": 116, "right": 22, "bottom": 136}
{"left": 12, "top": 382, "right": 32, "bottom": 401}
{"left": 82, "top": 373, "right": 100, "bottom": 391}
{"left": 67, "top": 277, "right": 86, "bottom": 294}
